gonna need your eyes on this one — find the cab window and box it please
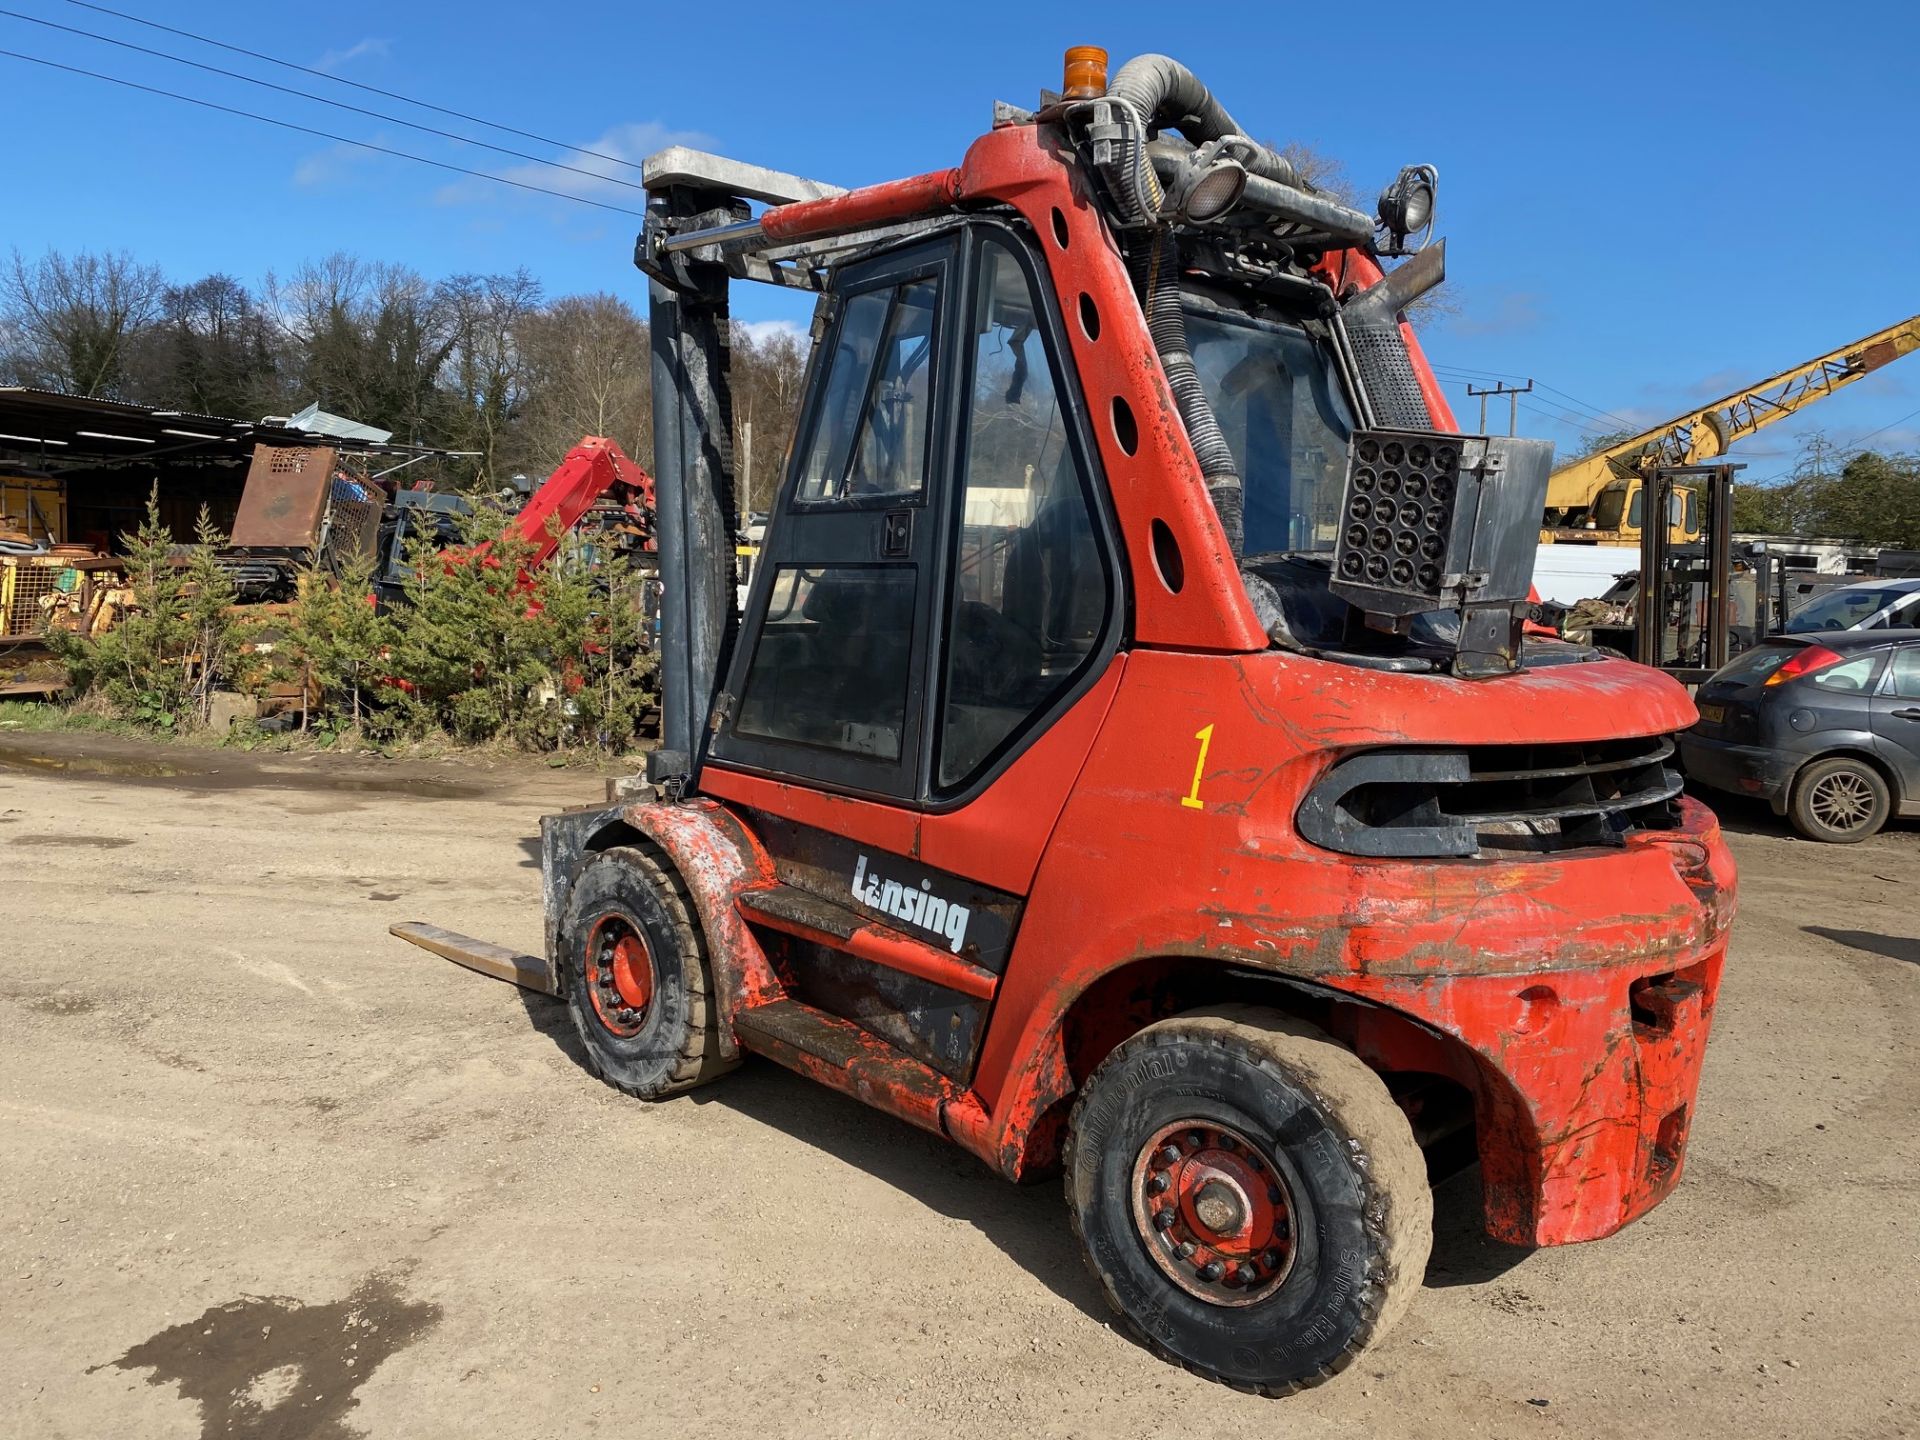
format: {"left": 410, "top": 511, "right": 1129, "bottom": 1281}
{"left": 1592, "top": 485, "right": 1627, "bottom": 532}
{"left": 735, "top": 566, "right": 916, "bottom": 760}
{"left": 937, "top": 236, "right": 1109, "bottom": 789}
{"left": 794, "top": 279, "right": 938, "bottom": 502}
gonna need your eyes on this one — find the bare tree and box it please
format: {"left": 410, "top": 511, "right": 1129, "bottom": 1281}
{"left": 440, "top": 270, "right": 543, "bottom": 484}
{"left": 266, "top": 255, "right": 458, "bottom": 443}
{"left": 730, "top": 321, "right": 811, "bottom": 513}
{"left": 1, "top": 247, "right": 165, "bottom": 396}
{"left": 513, "top": 293, "right": 653, "bottom": 474}
{"left": 126, "top": 274, "right": 283, "bottom": 418}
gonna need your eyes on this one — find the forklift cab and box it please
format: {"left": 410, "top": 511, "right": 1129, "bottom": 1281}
{"left": 713, "top": 223, "right": 1117, "bottom": 803}
{"left": 1590, "top": 474, "right": 1701, "bottom": 545}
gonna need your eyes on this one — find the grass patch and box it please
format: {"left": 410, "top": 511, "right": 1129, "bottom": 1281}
{"left": 0, "top": 699, "right": 149, "bottom": 737}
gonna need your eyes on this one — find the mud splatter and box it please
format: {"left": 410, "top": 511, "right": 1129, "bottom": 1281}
{"left": 26, "top": 991, "right": 98, "bottom": 1016}
{"left": 7, "top": 833, "right": 135, "bottom": 848}
{"left": 98, "top": 1270, "right": 441, "bottom": 1439}
{"left": 0, "top": 750, "right": 182, "bottom": 779}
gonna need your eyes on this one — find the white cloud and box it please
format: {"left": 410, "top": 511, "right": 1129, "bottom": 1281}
{"left": 737, "top": 318, "right": 809, "bottom": 350}
{"left": 434, "top": 121, "right": 714, "bottom": 212}
{"left": 292, "top": 139, "right": 381, "bottom": 190}
{"left": 316, "top": 38, "right": 391, "bottom": 71}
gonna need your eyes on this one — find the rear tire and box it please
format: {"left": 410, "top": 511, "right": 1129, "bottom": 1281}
{"left": 1788, "top": 756, "right": 1890, "bottom": 843}
{"left": 1064, "top": 1006, "right": 1431, "bottom": 1396}
{"left": 561, "top": 846, "right": 735, "bottom": 1098}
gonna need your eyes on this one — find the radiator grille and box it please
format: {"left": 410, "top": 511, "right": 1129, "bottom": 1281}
{"left": 1297, "top": 734, "right": 1684, "bottom": 858}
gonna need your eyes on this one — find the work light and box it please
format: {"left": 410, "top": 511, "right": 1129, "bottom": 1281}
{"left": 1377, "top": 164, "right": 1438, "bottom": 253}
{"left": 1164, "top": 152, "right": 1248, "bottom": 223}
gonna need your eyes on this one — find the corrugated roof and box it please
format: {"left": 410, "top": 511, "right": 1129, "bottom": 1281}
{"left": 0, "top": 388, "right": 457, "bottom": 464}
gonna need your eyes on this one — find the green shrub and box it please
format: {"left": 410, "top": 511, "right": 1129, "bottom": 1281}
{"left": 274, "top": 503, "right": 657, "bottom": 753}
{"left": 51, "top": 489, "right": 241, "bottom": 731}
{"left": 276, "top": 548, "right": 396, "bottom": 735}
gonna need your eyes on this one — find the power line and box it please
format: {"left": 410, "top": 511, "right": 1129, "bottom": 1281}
{"left": 1530, "top": 381, "right": 1638, "bottom": 433}
{"left": 61, "top": 0, "right": 647, "bottom": 175}
{"left": 1429, "top": 359, "right": 1637, "bottom": 430}
{"left": 1, "top": 8, "right": 650, "bottom": 195}
{"left": 1518, "top": 399, "right": 1613, "bottom": 437}
{"left": 1433, "top": 364, "right": 1637, "bottom": 433}
{"left": 1464, "top": 378, "right": 1531, "bottom": 435}
{"left": 1838, "top": 404, "right": 1920, "bottom": 452}
{"left": 0, "top": 47, "right": 647, "bottom": 217}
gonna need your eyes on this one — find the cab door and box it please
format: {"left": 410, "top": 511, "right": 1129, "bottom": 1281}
{"left": 702, "top": 221, "right": 1122, "bottom": 1084}
{"left": 708, "top": 238, "right": 956, "bottom": 800}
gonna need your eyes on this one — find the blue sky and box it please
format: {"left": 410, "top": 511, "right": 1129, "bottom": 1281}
{"left": 3, "top": 0, "right": 1916, "bottom": 481}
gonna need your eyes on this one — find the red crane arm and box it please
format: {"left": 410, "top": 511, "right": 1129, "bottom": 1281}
{"left": 508, "top": 436, "right": 655, "bottom": 566}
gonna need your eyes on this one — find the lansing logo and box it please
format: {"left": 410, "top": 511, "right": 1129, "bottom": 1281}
{"left": 851, "top": 853, "right": 971, "bottom": 955}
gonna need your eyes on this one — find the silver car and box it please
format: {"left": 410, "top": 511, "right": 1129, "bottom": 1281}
{"left": 1784, "top": 576, "right": 1920, "bottom": 634}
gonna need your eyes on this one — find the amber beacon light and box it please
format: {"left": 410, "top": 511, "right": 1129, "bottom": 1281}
{"left": 1062, "top": 45, "right": 1108, "bottom": 99}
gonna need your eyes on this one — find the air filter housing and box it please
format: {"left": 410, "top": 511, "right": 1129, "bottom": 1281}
{"left": 1329, "top": 428, "right": 1555, "bottom": 677}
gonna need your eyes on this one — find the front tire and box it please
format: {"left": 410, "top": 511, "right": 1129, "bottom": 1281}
{"left": 1788, "top": 755, "right": 1890, "bottom": 843}
{"left": 561, "top": 846, "right": 735, "bottom": 1098}
{"left": 1064, "top": 1006, "right": 1431, "bottom": 1395}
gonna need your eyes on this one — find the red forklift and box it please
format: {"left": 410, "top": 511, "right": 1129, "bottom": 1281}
{"left": 403, "top": 50, "right": 1736, "bottom": 1393}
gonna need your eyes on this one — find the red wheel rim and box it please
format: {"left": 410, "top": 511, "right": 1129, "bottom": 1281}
{"left": 1129, "top": 1120, "right": 1297, "bottom": 1307}
{"left": 584, "top": 915, "right": 653, "bottom": 1038}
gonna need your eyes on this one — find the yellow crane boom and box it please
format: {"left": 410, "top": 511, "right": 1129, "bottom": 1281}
{"left": 1543, "top": 313, "right": 1920, "bottom": 529}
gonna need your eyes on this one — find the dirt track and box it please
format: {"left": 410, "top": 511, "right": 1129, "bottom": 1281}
{"left": 1, "top": 730, "right": 1916, "bottom": 1440}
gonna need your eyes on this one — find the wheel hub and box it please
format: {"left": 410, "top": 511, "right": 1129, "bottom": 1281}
{"left": 1811, "top": 772, "right": 1872, "bottom": 830}
{"left": 1129, "top": 1121, "right": 1296, "bottom": 1306}
{"left": 585, "top": 915, "right": 653, "bottom": 1038}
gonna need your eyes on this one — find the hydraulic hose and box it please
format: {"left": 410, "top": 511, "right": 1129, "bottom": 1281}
{"left": 1128, "top": 228, "right": 1243, "bottom": 555}
{"left": 1097, "top": 54, "right": 1276, "bottom": 556}
{"left": 1106, "top": 54, "right": 1299, "bottom": 192}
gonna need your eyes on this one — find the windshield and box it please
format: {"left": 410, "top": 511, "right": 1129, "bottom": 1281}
{"left": 1785, "top": 586, "right": 1905, "bottom": 633}
{"left": 1186, "top": 304, "right": 1354, "bottom": 554}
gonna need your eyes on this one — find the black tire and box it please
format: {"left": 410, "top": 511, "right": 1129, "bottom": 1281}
{"left": 1788, "top": 755, "right": 1891, "bottom": 843}
{"left": 1064, "top": 1006, "right": 1431, "bottom": 1396}
{"left": 561, "top": 845, "right": 735, "bottom": 1099}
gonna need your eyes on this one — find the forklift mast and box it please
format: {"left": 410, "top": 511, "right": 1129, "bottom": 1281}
{"left": 640, "top": 153, "right": 844, "bottom": 787}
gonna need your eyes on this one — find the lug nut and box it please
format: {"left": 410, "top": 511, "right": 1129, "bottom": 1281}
{"left": 1152, "top": 1209, "right": 1177, "bottom": 1231}
{"left": 1262, "top": 1250, "right": 1282, "bottom": 1269}
{"left": 1147, "top": 1174, "right": 1170, "bottom": 1195}
{"left": 1176, "top": 1240, "right": 1197, "bottom": 1259}
{"left": 1185, "top": 1131, "right": 1204, "bottom": 1150}
{"left": 1155, "top": 1145, "right": 1181, "bottom": 1167}
{"left": 1197, "top": 1261, "right": 1225, "bottom": 1282}
{"left": 1267, "top": 1185, "right": 1283, "bottom": 1203}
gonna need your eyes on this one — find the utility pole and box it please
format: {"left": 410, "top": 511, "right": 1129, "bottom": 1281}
{"left": 740, "top": 418, "right": 753, "bottom": 531}
{"left": 1465, "top": 379, "right": 1534, "bottom": 435}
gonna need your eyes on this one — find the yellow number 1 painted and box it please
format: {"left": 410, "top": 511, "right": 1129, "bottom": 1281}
{"left": 1181, "top": 724, "right": 1215, "bottom": 809}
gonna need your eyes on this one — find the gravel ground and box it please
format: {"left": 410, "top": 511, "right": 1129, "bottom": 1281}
{"left": 1, "top": 729, "right": 1915, "bottom": 1440}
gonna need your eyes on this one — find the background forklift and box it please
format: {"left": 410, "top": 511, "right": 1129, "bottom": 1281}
{"left": 398, "top": 49, "right": 1736, "bottom": 1394}
{"left": 1576, "top": 461, "right": 1814, "bottom": 685}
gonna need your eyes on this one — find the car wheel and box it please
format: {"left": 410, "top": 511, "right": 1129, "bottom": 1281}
{"left": 1788, "top": 756, "right": 1891, "bottom": 843}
